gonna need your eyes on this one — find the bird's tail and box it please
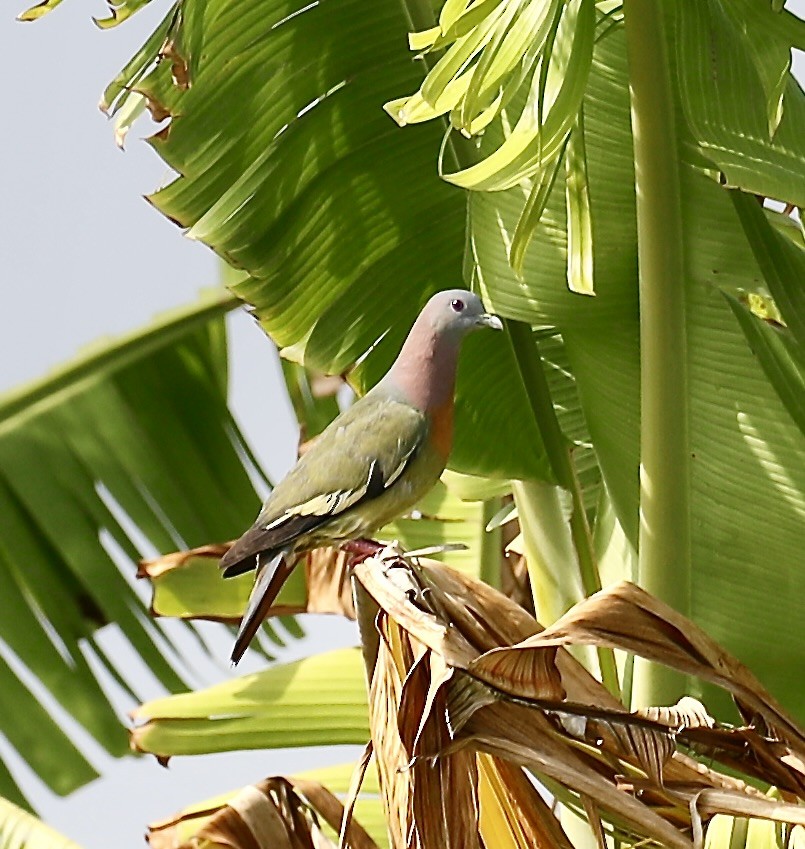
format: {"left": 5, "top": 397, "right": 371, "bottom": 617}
{"left": 231, "top": 548, "right": 295, "bottom": 665}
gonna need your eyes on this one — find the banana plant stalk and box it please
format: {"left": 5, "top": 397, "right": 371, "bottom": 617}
{"left": 505, "top": 319, "right": 619, "bottom": 696}
{"left": 624, "top": 0, "right": 691, "bottom": 705}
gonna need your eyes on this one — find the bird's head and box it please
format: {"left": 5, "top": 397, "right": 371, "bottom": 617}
{"left": 381, "top": 289, "right": 503, "bottom": 410}
{"left": 420, "top": 289, "right": 503, "bottom": 339}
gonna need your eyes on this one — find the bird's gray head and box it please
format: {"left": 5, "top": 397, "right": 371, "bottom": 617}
{"left": 379, "top": 288, "right": 502, "bottom": 411}
{"left": 419, "top": 289, "right": 503, "bottom": 338}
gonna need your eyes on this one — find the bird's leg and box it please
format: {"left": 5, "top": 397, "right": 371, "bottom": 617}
{"left": 341, "top": 537, "right": 385, "bottom": 566}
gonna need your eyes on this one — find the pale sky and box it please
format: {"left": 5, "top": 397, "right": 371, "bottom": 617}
{"left": 0, "top": 3, "right": 359, "bottom": 846}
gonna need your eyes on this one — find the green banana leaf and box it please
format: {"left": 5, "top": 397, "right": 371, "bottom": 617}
{"left": 92, "top": 0, "right": 805, "bottom": 722}
{"left": 97, "top": 0, "right": 558, "bottom": 483}
{"left": 0, "top": 290, "right": 270, "bottom": 804}
{"left": 19, "top": 0, "right": 805, "bottom": 797}
{"left": 726, "top": 293, "right": 805, "bottom": 438}
{"left": 131, "top": 648, "right": 369, "bottom": 756}
{"left": 468, "top": 14, "right": 805, "bottom": 716}
{"left": 0, "top": 796, "right": 83, "bottom": 849}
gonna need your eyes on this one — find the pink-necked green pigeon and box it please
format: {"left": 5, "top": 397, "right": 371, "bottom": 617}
{"left": 221, "top": 289, "right": 502, "bottom": 662}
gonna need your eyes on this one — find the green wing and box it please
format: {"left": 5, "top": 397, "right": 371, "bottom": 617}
{"left": 220, "top": 393, "right": 427, "bottom": 575}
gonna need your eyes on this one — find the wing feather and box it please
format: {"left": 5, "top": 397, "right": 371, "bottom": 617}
{"left": 220, "top": 394, "right": 426, "bottom": 576}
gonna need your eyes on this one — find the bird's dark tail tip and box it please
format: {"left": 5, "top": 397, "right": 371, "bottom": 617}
{"left": 229, "top": 549, "right": 294, "bottom": 663}
{"left": 230, "top": 613, "right": 263, "bottom": 666}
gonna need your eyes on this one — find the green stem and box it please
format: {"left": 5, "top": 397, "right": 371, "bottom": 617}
{"left": 505, "top": 322, "right": 598, "bottom": 594}
{"left": 505, "top": 320, "right": 619, "bottom": 696}
{"left": 479, "top": 496, "right": 503, "bottom": 588}
{"left": 512, "top": 479, "right": 583, "bottom": 623}
{"left": 624, "top": 0, "right": 690, "bottom": 705}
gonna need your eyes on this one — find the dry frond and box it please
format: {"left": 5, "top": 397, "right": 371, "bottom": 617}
{"left": 352, "top": 555, "right": 805, "bottom": 849}
{"left": 147, "top": 775, "right": 379, "bottom": 849}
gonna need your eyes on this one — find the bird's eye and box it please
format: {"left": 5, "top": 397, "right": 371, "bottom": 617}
{"left": 450, "top": 298, "right": 465, "bottom": 312}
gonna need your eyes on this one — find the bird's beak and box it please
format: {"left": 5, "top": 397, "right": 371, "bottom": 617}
{"left": 476, "top": 312, "right": 503, "bottom": 331}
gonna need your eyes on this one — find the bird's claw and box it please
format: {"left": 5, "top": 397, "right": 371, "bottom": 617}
{"left": 341, "top": 538, "right": 384, "bottom": 565}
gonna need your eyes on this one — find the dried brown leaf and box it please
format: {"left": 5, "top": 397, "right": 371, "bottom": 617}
{"left": 357, "top": 560, "right": 682, "bottom": 847}
{"left": 407, "top": 657, "right": 481, "bottom": 849}
{"left": 397, "top": 651, "right": 434, "bottom": 756}
{"left": 138, "top": 543, "right": 231, "bottom": 579}
{"left": 477, "top": 754, "right": 575, "bottom": 849}
{"left": 678, "top": 724, "right": 805, "bottom": 796}
{"left": 147, "top": 777, "right": 348, "bottom": 849}
{"left": 500, "top": 552, "right": 535, "bottom": 615}
{"left": 288, "top": 777, "right": 378, "bottom": 849}
{"left": 690, "top": 788, "right": 805, "bottom": 826}
{"left": 444, "top": 672, "right": 501, "bottom": 738}
{"left": 352, "top": 557, "right": 805, "bottom": 849}
{"left": 642, "top": 783, "right": 805, "bottom": 840}
{"left": 510, "top": 581, "right": 805, "bottom": 759}
{"left": 304, "top": 548, "right": 355, "bottom": 617}
{"left": 370, "top": 612, "right": 481, "bottom": 849}
{"left": 469, "top": 644, "right": 564, "bottom": 702}
{"left": 581, "top": 796, "right": 607, "bottom": 849}
{"left": 338, "top": 743, "right": 374, "bottom": 849}
{"left": 357, "top": 557, "right": 689, "bottom": 828}
{"left": 437, "top": 749, "right": 481, "bottom": 849}
{"left": 583, "top": 716, "right": 675, "bottom": 786}
{"left": 448, "top": 679, "right": 686, "bottom": 830}
{"left": 782, "top": 752, "right": 805, "bottom": 777}
{"left": 639, "top": 696, "right": 715, "bottom": 731}
{"left": 159, "top": 39, "right": 190, "bottom": 89}
{"left": 223, "top": 784, "right": 297, "bottom": 849}
{"left": 353, "top": 557, "right": 616, "bottom": 708}
{"left": 358, "top": 564, "right": 583, "bottom": 849}
{"left": 368, "top": 613, "right": 413, "bottom": 849}
{"left": 462, "top": 701, "right": 695, "bottom": 849}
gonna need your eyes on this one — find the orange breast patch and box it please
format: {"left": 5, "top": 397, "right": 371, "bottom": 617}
{"left": 428, "top": 398, "right": 454, "bottom": 459}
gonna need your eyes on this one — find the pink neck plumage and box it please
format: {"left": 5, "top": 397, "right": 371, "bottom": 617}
{"left": 384, "top": 321, "right": 460, "bottom": 413}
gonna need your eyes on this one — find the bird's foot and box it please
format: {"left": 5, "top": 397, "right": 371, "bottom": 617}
{"left": 342, "top": 539, "right": 468, "bottom": 569}
{"left": 341, "top": 538, "right": 385, "bottom": 565}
